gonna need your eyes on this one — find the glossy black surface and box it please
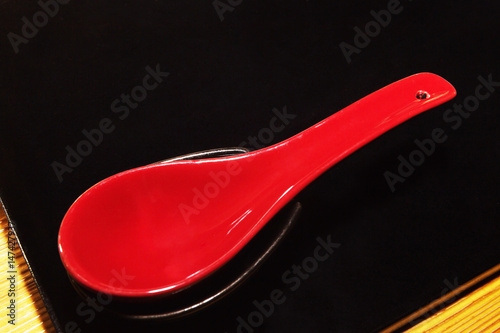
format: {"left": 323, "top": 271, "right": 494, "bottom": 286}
{"left": 0, "top": 1, "right": 499, "bottom": 332}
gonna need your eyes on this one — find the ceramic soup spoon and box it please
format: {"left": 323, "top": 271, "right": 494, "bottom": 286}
{"left": 58, "top": 73, "right": 456, "bottom": 298}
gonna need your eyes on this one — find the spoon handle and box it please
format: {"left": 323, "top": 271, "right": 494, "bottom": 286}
{"left": 261, "top": 73, "right": 456, "bottom": 189}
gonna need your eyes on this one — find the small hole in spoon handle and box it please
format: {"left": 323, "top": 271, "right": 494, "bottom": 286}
{"left": 416, "top": 90, "right": 430, "bottom": 99}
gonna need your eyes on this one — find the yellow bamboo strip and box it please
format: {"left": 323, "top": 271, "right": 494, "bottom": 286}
{"left": 0, "top": 208, "right": 55, "bottom": 332}
{"left": 404, "top": 275, "right": 500, "bottom": 333}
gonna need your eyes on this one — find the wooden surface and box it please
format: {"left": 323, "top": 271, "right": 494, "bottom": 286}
{"left": 0, "top": 203, "right": 498, "bottom": 333}
{"left": 0, "top": 207, "right": 55, "bottom": 332}
{"left": 406, "top": 274, "right": 500, "bottom": 332}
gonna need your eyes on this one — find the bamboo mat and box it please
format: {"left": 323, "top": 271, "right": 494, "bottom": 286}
{"left": 383, "top": 263, "right": 500, "bottom": 333}
{"left": 0, "top": 208, "right": 55, "bottom": 332}
{"left": 406, "top": 274, "right": 500, "bottom": 332}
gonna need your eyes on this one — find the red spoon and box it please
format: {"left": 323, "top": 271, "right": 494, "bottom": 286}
{"left": 58, "top": 73, "right": 456, "bottom": 298}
